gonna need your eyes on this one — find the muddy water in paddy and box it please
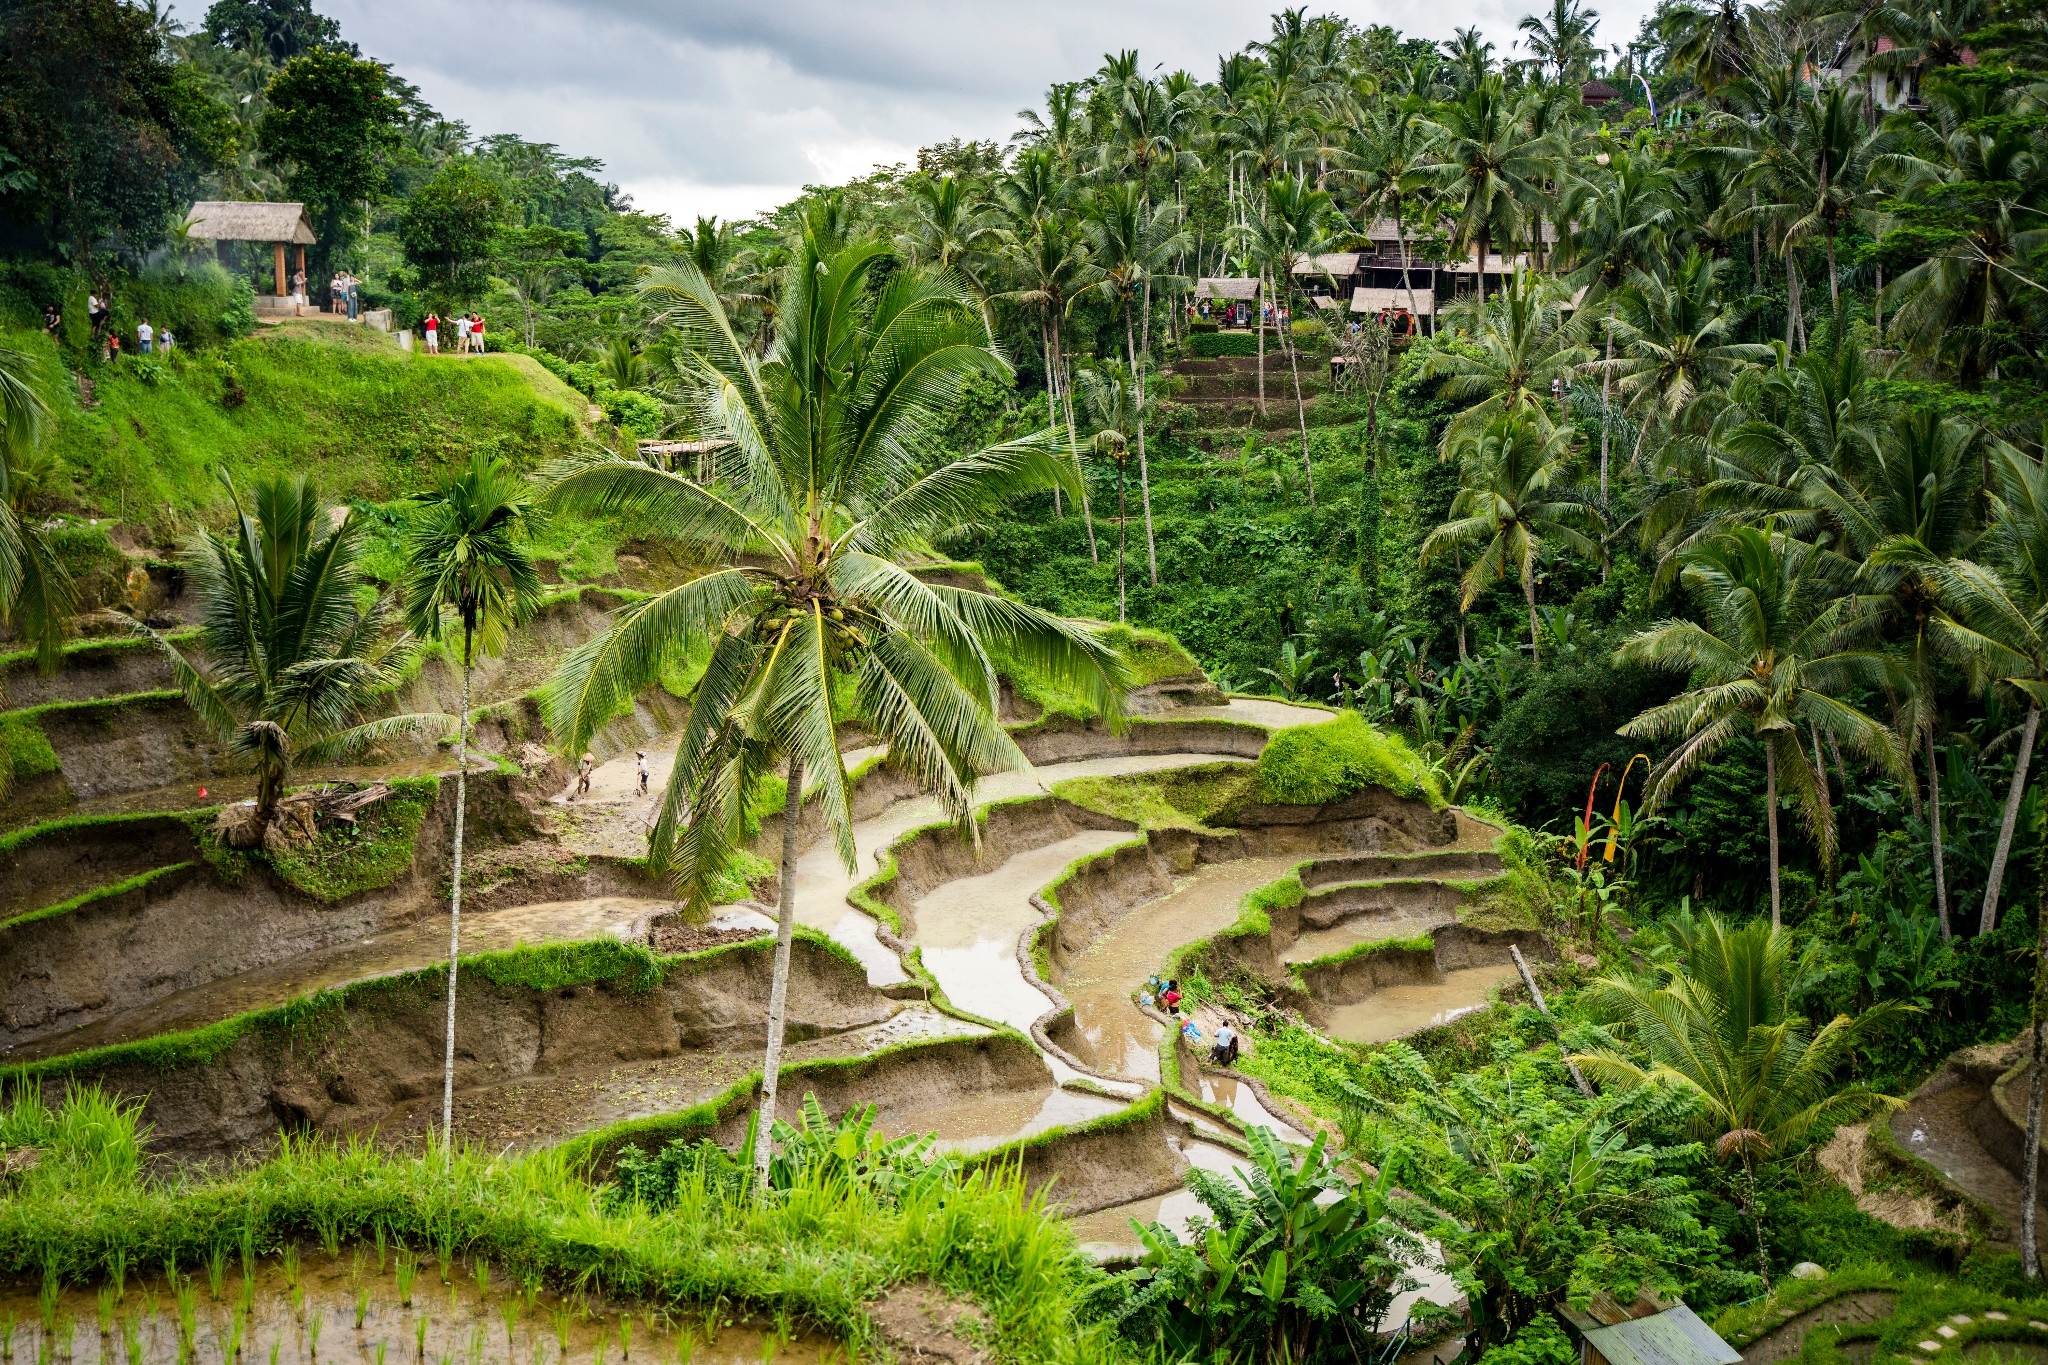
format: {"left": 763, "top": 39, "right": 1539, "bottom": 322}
{"left": 789, "top": 752, "right": 1248, "bottom": 989}
{"left": 8, "top": 898, "right": 678, "bottom": 1063}
{"left": 0, "top": 1254, "right": 825, "bottom": 1365}
{"left": 1063, "top": 1138, "right": 1251, "bottom": 1249}
{"left": 913, "top": 830, "right": 1132, "bottom": 1062}
{"left": 886, "top": 1085, "right": 1124, "bottom": 1153}
{"left": 1322, "top": 965, "right": 1519, "bottom": 1045}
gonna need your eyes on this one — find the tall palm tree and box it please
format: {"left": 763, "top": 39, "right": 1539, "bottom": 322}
{"left": 542, "top": 242, "right": 1126, "bottom": 1179}
{"left": 1518, "top": 0, "right": 1603, "bottom": 85}
{"left": 1598, "top": 251, "right": 1773, "bottom": 470}
{"left": 1616, "top": 526, "right": 1903, "bottom": 927}
{"left": 998, "top": 214, "right": 1102, "bottom": 561}
{"left": 1423, "top": 271, "right": 1589, "bottom": 454}
{"left": 1574, "top": 911, "right": 1903, "bottom": 1287}
{"left": 1904, "top": 443, "right": 2048, "bottom": 937}
{"left": 0, "top": 342, "right": 75, "bottom": 676}
{"left": 1660, "top": 0, "right": 1756, "bottom": 99}
{"left": 1421, "top": 411, "right": 1607, "bottom": 661}
{"left": 894, "top": 175, "right": 997, "bottom": 310}
{"left": 1076, "top": 363, "right": 1140, "bottom": 622}
{"left": 401, "top": 452, "right": 545, "bottom": 1161}
{"left": 1565, "top": 145, "right": 1679, "bottom": 501}
{"left": 1086, "top": 184, "right": 1188, "bottom": 586}
{"left": 149, "top": 476, "right": 440, "bottom": 835}
{"left": 1241, "top": 175, "right": 1336, "bottom": 504}
{"left": 1407, "top": 76, "right": 1554, "bottom": 308}
{"left": 1817, "top": 410, "right": 1984, "bottom": 937}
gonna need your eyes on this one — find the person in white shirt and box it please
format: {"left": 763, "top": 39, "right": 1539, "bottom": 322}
{"left": 136, "top": 319, "right": 154, "bottom": 354}
{"left": 1210, "top": 1022, "right": 1239, "bottom": 1066}
{"left": 457, "top": 315, "right": 473, "bottom": 354}
{"left": 636, "top": 751, "right": 650, "bottom": 795}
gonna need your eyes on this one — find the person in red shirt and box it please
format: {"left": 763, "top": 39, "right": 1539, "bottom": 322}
{"left": 423, "top": 313, "right": 439, "bottom": 354}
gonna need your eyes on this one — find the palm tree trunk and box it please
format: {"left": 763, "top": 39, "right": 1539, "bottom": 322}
{"left": 1875, "top": 262, "right": 1884, "bottom": 337}
{"left": 1827, "top": 228, "right": 1839, "bottom": 308}
{"left": 755, "top": 750, "right": 806, "bottom": 1181}
{"left": 1600, "top": 319, "right": 1613, "bottom": 506}
{"left": 1285, "top": 321, "right": 1315, "bottom": 505}
{"left": 440, "top": 650, "right": 472, "bottom": 1168}
{"left": 1133, "top": 286, "right": 1159, "bottom": 586}
{"left": 1476, "top": 232, "right": 1489, "bottom": 309}
{"left": 1256, "top": 272, "right": 1269, "bottom": 418}
{"left": 1041, "top": 331, "right": 1062, "bottom": 518}
{"left": 1522, "top": 558, "right": 1541, "bottom": 664}
{"left": 1056, "top": 321, "right": 1098, "bottom": 563}
{"left": 2025, "top": 894, "right": 2048, "bottom": 1279}
{"left": 1929, "top": 724, "right": 1951, "bottom": 940}
{"left": 1397, "top": 210, "right": 1420, "bottom": 321}
{"left": 1116, "top": 464, "right": 1128, "bottom": 623}
{"left": 1789, "top": 254, "right": 1808, "bottom": 353}
{"left": 1981, "top": 703, "right": 2040, "bottom": 937}
{"left": 1767, "top": 741, "right": 1782, "bottom": 930}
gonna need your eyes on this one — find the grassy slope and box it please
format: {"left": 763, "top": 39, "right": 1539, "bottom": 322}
{"left": 17, "top": 323, "right": 586, "bottom": 538}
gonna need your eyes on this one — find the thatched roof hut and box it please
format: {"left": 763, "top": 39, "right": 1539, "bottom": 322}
{"left": 186, "top": 202, "right": 316, "bottom": 297}
{"left": 186, "top": 202, "right": 317, "bottom": 245}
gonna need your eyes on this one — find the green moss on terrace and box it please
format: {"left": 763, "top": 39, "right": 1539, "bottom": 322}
{"left": 11, "top": 928, "right": 864, "bottom": 1082}
{"left": 1254, "top": 711, "right": 1442, "bottom": 808}
{"left": 0, "top": 862, "right": 195, "bottom": 931}
{"left": 0, "top": 628, "right": 197, "bottom": 673}
{"left": 1286, "top": 928, "right": 1438, "bottom": 978}
{"left": 1050, "top": 761, "right": 1256, "bottom": 835}
{"left": 259, "top": 776, "right": 438, "bottom": 902}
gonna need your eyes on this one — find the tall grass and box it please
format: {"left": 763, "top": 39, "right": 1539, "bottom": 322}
{"left": 0, "top": 1086, "right": 1134, "bottom": 1364}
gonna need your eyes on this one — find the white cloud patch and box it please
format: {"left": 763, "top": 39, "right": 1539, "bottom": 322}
{"left": 319, "top": 0, "right": 1659, "bottom": 226}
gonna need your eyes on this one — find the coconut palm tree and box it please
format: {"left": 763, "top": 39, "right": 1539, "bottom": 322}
{"left": 1239, "top": 175, "right": 1336, "bottom": 504}
{"left": 542, "top": 242, "right": 1126, "bottom": 1179}
{"left": 997, "top": 212, "right": 1101, "bottom": 561}
{"left": 1421, "top": 411, "right": 1607, "bottom": 662}
{"left": 1902, "top": 443, "right": 2048, "bottom": 937}
{"left": 1076, "top": 362, "right": 1140, "bottom": 622}
{"left": 1660, "top": 0, "right": 1757, "bottom": 99}
{"left": 1565, "top": 145, "right": 1679, "bottom": 501}
{"left": 1423, "top": 270, "right": 1590, "bottom": 454}
{"left": 1616, "top": 526, "right": 1904, "bottom": 927}
{"left": 1598, "top": 250, "right": 1773, "bottom": 468}
{"left": 1406, "top": 76, "right": 1555, "bottom": 308}
{"left": 1816, "top": 409, "right": 1984, "bottom": 937}
{"left": 401, "top": 452, "right": 546, "bottom": 1161}
{"left": 150, "top": 475, "right": 442, "bottom": 836}
{"left": 1086, "top": 183, "right": 1189, "bottom": 586}
{"left": 1518, "top": 0, "right": 1603, "bottom": 84}
{"left": 1574, "top": 911, "right": 1903, "bottom": 1287}
{"left": 0, "top": 341, "right": 75, "bottom": 676}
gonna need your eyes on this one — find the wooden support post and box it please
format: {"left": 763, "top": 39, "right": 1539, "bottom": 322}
{"left": 1511, "top": 944, "right": 1596, "bottom": 1099}
{"left": 272, "top": 242, "right": 286, "bottom": 297}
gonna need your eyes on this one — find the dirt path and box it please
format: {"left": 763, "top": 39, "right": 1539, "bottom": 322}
{"left": 1891, "top": 1080, "right": 2041, "bottom": 1254}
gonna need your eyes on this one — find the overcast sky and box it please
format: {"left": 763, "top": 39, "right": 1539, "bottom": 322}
{"left": 318, "top": 0, "right": 1659, "bottom": 227}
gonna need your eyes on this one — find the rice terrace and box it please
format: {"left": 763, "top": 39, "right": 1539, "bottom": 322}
{"left": 1, "top": 0, "right": 2047, "bottom": 1360}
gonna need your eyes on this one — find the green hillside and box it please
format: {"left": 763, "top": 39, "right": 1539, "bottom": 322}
{"left": 17, "top": 322, "right": 586, "bottom": 539}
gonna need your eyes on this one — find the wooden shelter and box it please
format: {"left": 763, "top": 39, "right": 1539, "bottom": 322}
{"left": 185, "top": 201, "right": 317, "bottom": 297}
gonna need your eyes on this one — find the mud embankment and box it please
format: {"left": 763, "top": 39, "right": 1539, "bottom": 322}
{"left": 0, "top": 773, "right": 559, "bottom": 1053}
{"left": 21, "top": 936, "right": 891, "bottom": 1166}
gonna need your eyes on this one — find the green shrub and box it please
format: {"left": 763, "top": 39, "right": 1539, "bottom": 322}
{"left": 1188, "top": 331, "right": 1261, "bottom": 358}
{"left": 262, "top": 777, "right": 436, "bottom": 901}
{"left": 1254, "top": 711, "right": 1440, "bottom": 807}
{"left": 0, "top": 712, "right": 59, "bottom": 794}
{"left": 114, "top": 261, "right": 256, "bottom": 347}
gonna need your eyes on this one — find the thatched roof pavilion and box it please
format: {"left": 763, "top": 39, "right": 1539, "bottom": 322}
{"left": 186, "top": 201, "right": 317, "bottom": 296}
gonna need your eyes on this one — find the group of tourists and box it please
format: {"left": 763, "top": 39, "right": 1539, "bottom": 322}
{"left": 50, "top": 295, "right": 175, "bottom": 362}
{"left": 320, "top": 271, "right": 362, "bottom": 320}
{"left": 421, "top": 313, "right": 487, "bottom": 355}
{"left": 1143, "top": 975, "right": 1242, "bottom": 1068}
